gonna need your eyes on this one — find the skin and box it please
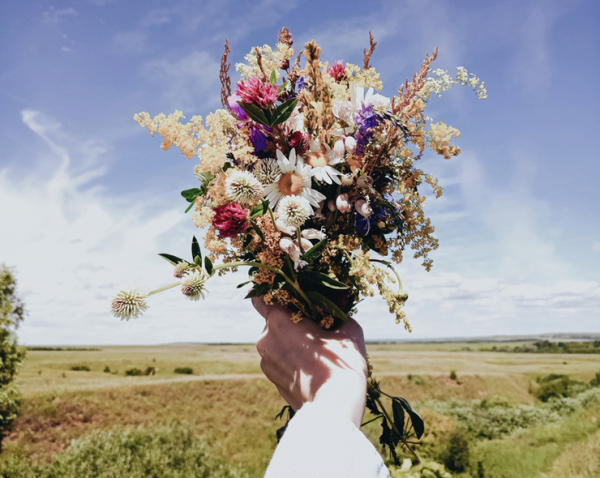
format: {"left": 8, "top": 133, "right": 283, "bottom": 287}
{"left": 252, "top": 296, "right": 368, "bottom": 428}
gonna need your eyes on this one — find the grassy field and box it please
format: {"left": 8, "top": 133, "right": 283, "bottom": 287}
{"left": 4, "top": 343, "right": 600, "bottom": 477}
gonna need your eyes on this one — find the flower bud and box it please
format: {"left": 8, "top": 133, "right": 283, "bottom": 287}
{"left": 302, "top": 228, "right": 326, "bottom": 240}
{"left": 327, "top": 199, "right": 336, "bottom": 212}
{"left": 280, "top": 237, "right": 300, "bottom": 263}
{"left": 295, "top": 238, "right": 313, "bottom": 252}
{"left": 276, "top": 218, "right": 296, "bottom": 236}
{"left": 355, "top": 199, "right": 373, "bottom": 218}
{"left": 333, "top": 139, "right": 345, "bottom": 159}
{"left": 344, "top": 136, "right": 357, "bottom": 153}
{"left": 336, "top": 193, "right": 352, "bottom": 214}
{"left": 357, "top": 175, "right": 373, "bottom": 188}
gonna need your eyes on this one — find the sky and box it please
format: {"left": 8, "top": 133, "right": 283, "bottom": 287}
{"left": 0, "top": 0, "right": 599, "bottom": 345}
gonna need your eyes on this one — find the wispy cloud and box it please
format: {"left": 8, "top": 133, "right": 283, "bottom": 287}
{"left": 42, "top": 7, "right": 78, "bottom": 23}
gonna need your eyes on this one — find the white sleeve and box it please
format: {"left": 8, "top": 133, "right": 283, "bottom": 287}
{"left": 264, "top": 401, "right": 391, "bottom": 478}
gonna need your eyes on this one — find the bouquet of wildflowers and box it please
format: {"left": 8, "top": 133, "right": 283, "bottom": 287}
{"left": 113, "top": 29, "right": 486, "bottom": 463}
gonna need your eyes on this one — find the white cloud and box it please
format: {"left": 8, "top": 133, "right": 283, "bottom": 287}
{"left": 112, "top": 32, "right": 146, "bottom": 54}
{"left": 142, "top": 51, "right": 221, "bottom": 112}
{"left": 593, "top": 242, "right": 600, "bottom": 252}
{"left": 1, "top": 110, "right": 264, "bottom": 345}
{"left": 42, "top": 7, "right": 78, "bottom": 23}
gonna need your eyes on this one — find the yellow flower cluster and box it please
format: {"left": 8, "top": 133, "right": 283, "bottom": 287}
{"left": 235, "top": 43, "right": 295, "bottom": 80}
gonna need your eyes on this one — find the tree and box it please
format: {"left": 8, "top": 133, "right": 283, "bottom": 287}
{"left": 0, "top": 265, "right": 27, "bottom": 449}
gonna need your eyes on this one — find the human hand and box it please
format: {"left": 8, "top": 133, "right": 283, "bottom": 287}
{"left": 253, "top": 296, "right": 368, "bottom": 428}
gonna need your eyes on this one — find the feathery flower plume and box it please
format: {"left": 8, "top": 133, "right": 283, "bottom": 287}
{"left": 181, "top": 269, "right": 208, "bottom": 301}
{"left": 225, "top": 170, "right": 263, "bottom": 206}
{"left": 254, "top": 159, "right": 282, "bottom": 185}
{"left": 276, "top": 195, "right": 312, "bottom": 228}
{"left": 173, "top": 262, "right": 190, "bottom": 278}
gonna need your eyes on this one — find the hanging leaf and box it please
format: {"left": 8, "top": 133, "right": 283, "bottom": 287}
{"left": 249, "top": 202, "right": 267, "bottom": 218}
{"left": 237, "top": 101, "right": 270, "bottom": 126}
{"left": 248, "top": 266, "right": 259, "bottom": 278}
{"left": 269, "top": 70, "right": 277, "bottom": 84}
{"left": 158, "top": 253, "right": 186, "bottom": 266}
{"left": 395, "top": 396, "right": 425, "bottom": 439}
{"left": 270, "top": 275, "right": 287, "bottom": 295}
{"left": 301, "top": 271, "right": 349, "bottom": 289}
{"left": 306, "top": 291, "right": 349, "bottom": 323}
{"left": 222, "top": 162, "right": 233, "bottom": 172}
{"left": 391, "top": 398, "right": 406, "bottom": 438}
{"left": 270, "top": 98, "right": 298, "bottom": 126}
{"left": 181, "top": 188, "right": 202, "bottom": 202}
{"left": 303, "top": 239, "right": 327, "bottom": 263}
{"left": 277, "top": 81, "right": 290, "bottom": 95}
{"left": 191, "top": 236, "right": 201, "bottom": 263}
{"left": 185, "top": 202, "right": 195, "bottom": 213}
{"left": 204, "top": 256, "right": 214, "bottom": 275}
{"left": 249, "top": 220, "right": 265, "bottom": 241}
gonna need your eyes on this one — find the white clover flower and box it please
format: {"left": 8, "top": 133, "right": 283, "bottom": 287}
{"left": 254, "top": 159, "right": 282, "bottom": 185}
{"left": 181, "top": 269, "right": 208, "bottom": 301}
{"left": 173, "top": 262, "right": 190, "bottom": 278}
{"left": 225, "top": 170, "right": 263, "bottom": 206}
{"left": 111, "top": 288, "right": 149, "bottom": 321}
{"left": 276, "top": 195, "right": 312, "bottom": 228}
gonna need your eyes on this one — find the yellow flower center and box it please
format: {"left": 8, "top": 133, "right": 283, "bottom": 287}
{"left": 278, "top": 173, "right": 304, "bottom": 196}
{"left": 305, "top": 152, "right": 328, "bottom": 168}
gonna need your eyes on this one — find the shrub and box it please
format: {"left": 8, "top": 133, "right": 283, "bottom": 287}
{"left": 440, "top": 429, "right": 470, "bottom": 473}
{"left": 125, "top": 368, "right": 142, "bottom": 376}
{"left": 70, "top": 366, "right": 90, "bottom": 372}
{"left": 535, "top": 373, "right": 586, "bottom": 402}
{"left": 143, "top": 367, "right": 156, "bottom": 376}
{"left": 449, "top": 371, "right": 457, "bottom": 381}
{"left": 0, "top": 265, "right": 27, "bottom": 449}
{"left": 174, "top": 367, "right": 194, "bottom": 375}
{"left": 103, "top": 366, "right": 110, "bottom": 373}
{"left": 0, "top": 422, "right": 247, "bottom": 478}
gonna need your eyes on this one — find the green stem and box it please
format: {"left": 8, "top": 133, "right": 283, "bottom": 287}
{"left": 148, "top": 282, "right": 180, "bottom": 296}
{"left": 296, "top": 227, "right": 303, "bottom": 258}
{"left": 361, "top": 415, "right": 383, "bottom": 427}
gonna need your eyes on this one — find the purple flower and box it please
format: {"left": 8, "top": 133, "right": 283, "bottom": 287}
{"left": 354, "top": 104, "right": 381, "bottom": 156}
{"left": 296, "top": 77, "right": 306, "bottom": 92}
{"left": 227, "top": 93, "right": 271, "bottom": 152}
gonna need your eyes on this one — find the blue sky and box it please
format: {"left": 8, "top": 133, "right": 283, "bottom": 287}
{"left": 0, "top": 0, "right": 598, "bottom": 345}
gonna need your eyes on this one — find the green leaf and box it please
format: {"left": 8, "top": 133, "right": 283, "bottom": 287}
{"left": 270, "top": 98, "right": 298, "bottom": 126}
{"left": 249, "top": 219, "right": 265, "bottom": 241}
{"left": 303, "top": 239, "right": 327, "bottom": 263}
{"left": 181, "top": 188, "right": 202, "bottom": 202}
{"left": 158, "top": 253, "right": 186, "bottom": 266}
{"left": 249, "top": 202, "right": 267, "bottom": 218}
{"left": 185, "top": 202, "right": 195, "bottom": 213}
{"left": 237, "top": 101, "right": 270, "bottom": 127}
{"left": 191, "top": 236, "right": 201, "bottom": 263}
{"left": 396, "top": 396, "right": 424, "bottom": 439}
{"left": 277, "top": 81, "right": 290, "bottom": 95}
{"left": 204, "top": 256, "right": 214, "bottom": 275}
{"left": 248, "top": 266, "right": 259, "bottom": 278}
{"left": 270, "top": 275, "right": 287, "bottom": 296}
{"left": 194, "top": 171, "right": 215, "bottom": 189}
{"left": 302, "top": 271, "right": 349, "bottom": 290}
{"left": 392, "top": 398, "right": 405, "bottom": 437}
{"left": 222, "top": 162, "right": 233, "bottom": 172}
{"left": 306, "top": 291, "right": 349, "bottom": 323}
{"left": 236, "top": 280, "right": 253, "bottom": 289}
{"left": 244, "top": 282, "right": 271, "bottom": 299}
{"left": 269, "top": 70, "right": 277, "bottom": 84}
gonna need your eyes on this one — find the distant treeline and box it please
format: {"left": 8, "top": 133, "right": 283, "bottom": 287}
{"left": 485, "top": 340, "right": 600, "bottom": 354}
{"left": 27, "top": 346, "right": 101, "bottom": 351}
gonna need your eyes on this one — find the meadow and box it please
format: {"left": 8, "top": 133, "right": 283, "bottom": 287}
{"left": 2, "top": 343, "right": 600, "bottom": 477}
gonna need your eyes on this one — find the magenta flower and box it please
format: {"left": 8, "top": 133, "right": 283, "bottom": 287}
{"left": 236, "top": 75, "right": 279, "bottom": 109}
{"left": 212, "top": 203, "right": 248, "bottom": 238}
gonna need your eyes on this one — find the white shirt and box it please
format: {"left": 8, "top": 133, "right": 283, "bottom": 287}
{"left": 265, "top": 401, "right": 391, "bottom": 478}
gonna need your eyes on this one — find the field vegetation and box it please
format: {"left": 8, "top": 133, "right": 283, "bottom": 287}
{"left": 1, "top": 343, "right": 599, "bottom": 477}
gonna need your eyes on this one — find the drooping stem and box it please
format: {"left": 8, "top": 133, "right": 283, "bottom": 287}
{"left": 148, "top": 282, "right": 180, "bottom": 296}
{"left": 375, "top": 397, "right": 421, "bottom": 464}
{"left": 370, "top": 259, "right": 405, "bottom": 291}
{"left": 296, "top": 227, "right": 303, "bottom": 257}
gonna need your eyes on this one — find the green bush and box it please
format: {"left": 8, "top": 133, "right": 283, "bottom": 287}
{"left": 174, "top": 367, "right": 194, "bottom": 375}
{"left": 449, "top": 371, "right": 457, "bottom": 381}
{"left": 439, "top": 429, "right": 470, "bottom": 473}
{"left": 102, "top": 366, "right": 110, "bottom": 373}
{"left": 0, "top": 422, "right": 247, "bottom": 478}
{"left": 125, "top": 368, "right": 142, "bottom": 376}
{"left": 70, "top": 366, "right": 90, "bottom": 372}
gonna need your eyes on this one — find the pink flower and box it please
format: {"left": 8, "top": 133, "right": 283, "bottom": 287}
{"left": 212, "top": 203, "right": 248, "bottom": 238}
{"left": 327, "top": 60, "right": 346, "bottom": 82}
{"left": 236, "top": 76, "right": 279, "bottom": 109}
{"left": 288, "top": 131, "right": 310, "bottom": 155}
{"left": 336, "top": 194, "right": 352, "bottom": 214}
{"left": 333, "top": 139, "right": 345, "bottom": 159}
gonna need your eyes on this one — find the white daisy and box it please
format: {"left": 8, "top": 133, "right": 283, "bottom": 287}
{"left": 263, "top": 148, "right": 326, "bottom": 209}
{"left": 225, "top": 170, "right": 263, "bottom": 206}
{"left": 305, "top": 139, "right": 343, "bottom": 185}
{"left": 276, "top": 196, "right": 312, "bottom": 228}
